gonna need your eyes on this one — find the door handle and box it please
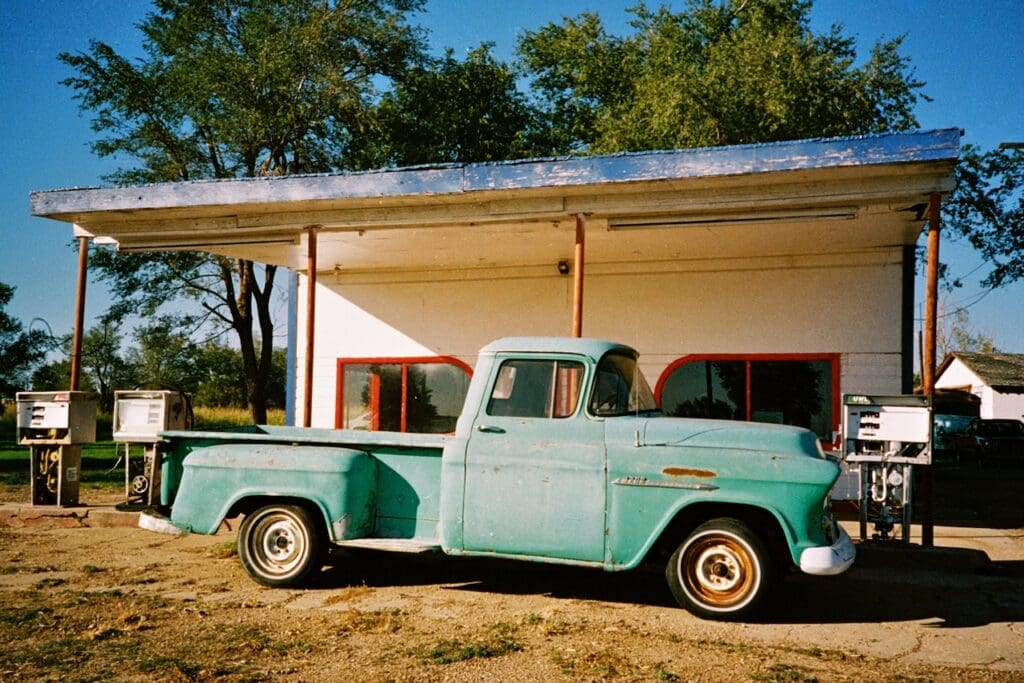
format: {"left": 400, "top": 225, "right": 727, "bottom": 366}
{"left": 476, "top": 424, "right": 506, "bottom": 434}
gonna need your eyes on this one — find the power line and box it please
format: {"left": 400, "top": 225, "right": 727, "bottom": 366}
{"left": 913, "top": 286, "right": 996, "bottom": 322}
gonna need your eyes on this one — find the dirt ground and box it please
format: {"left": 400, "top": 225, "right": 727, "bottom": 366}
{"left": 1, "top": 486, "right": 1022, "bottom": 682}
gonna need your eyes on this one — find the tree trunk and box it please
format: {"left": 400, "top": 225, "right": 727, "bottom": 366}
{"left": 220, "top": 258, "right": 272, "bottom": 424}
{"left": 223, "top": 258, "right": 277, "bottom": 425}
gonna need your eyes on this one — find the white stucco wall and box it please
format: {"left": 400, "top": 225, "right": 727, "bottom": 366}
{"left": 294, "top": 248, "right": 907, "bottom": 428}
{"left": 990, "top": 391, "right": 1024, "bottom": 420}
{"left": 935, "top": 359, "right": 986, "bottom": 406}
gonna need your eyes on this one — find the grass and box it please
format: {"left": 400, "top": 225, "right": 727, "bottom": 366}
{"left": 552, "top": 648, "right": 628, "bottom": 679}
{"left": 416, "top": 622, "right": 523, "bottom": 665}
{"left": 334, "top": 608, "right": 407, "bottom": 635}
{"left": 137, "top": 654, "right": 202, "bottom": 679}
{"left": 192, "top": 405, "right": 286, "bottom": 430}
{"left": 751, "top": 662, "right": 820, "bottom": 682}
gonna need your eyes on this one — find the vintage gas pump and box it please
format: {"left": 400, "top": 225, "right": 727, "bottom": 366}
{"left": 112, "top": 390, "right": 189, "bottom": 507}
{"left": 843, "top": 394, "right": 932, "bottom": 542}
{"left": 16, "top": 391, "right": 98, "bottom": 507}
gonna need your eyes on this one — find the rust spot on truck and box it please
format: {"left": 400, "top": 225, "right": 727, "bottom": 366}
{"left": 662, "top": 467, "right": 716, "bottom": 478}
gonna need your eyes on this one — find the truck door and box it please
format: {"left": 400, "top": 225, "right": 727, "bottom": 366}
{"left": 462, "top": 356, "right": 606, "bottom": 562}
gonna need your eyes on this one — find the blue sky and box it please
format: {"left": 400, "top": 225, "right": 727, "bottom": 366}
{"left": 1, "top": 0, "right": 1021, "bottom": 352}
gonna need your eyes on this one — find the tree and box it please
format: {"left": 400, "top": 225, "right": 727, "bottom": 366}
{"left": 191, "top": 341, "right": 249, "bottom": 407}
{"left": 127, "top": 318, "right": 206, "bottom": 396}
{"left": 937, "top": 307, "right": 997, "bottom": 362}
{"left": 32, "top": 358, "right": 82, "bottom": 394}
{"left": 80, "top": 323, "right": 139, "bottom": 413}
{"left": 30, "top": 322, "right": 138, "bottom": 412}
{"left": 517, "top": 0, "right": 926, "bottom": 153}
{"left": 0, "top": 282, "right": 53, "bottom": 400}
{"left": 358, "top": 43, "right": 553, "bottom": 167}
{"left": 945, "top": 145, "right": 1024, "bottom": 289}
{"left": 61, "top": 0, "right": 426, "bottom": 422}
{"left": 191, "top": 341, "right": 285, "bottom": 408}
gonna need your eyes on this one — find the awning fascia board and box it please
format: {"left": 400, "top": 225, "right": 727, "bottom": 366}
{"left": 31, "top": 129, "right": 960, "bottom": 223}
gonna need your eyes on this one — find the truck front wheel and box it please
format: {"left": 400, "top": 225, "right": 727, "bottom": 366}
{"left": 238, "top": 504, "right": 324, "bottom": 587}
{"left": 666, "top": 518, "right": 773, "bottom": 620}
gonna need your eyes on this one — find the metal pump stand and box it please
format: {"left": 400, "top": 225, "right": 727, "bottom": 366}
{"left": 15, "top": 392, "right": 97, "bottom": 507}
{"left": 113, "top": 390, "right": 189, "bottom": 507}
{"left": 843, "top": 394, "right": 933, "bottom": 543}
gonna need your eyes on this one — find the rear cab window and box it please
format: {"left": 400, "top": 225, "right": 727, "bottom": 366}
{"left": 486, "top": 358, "right": 585, "bottom": 419}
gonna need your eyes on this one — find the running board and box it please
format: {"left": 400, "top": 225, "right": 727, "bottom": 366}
{"left": 333, "top": 538, "right": 441, "bottom": 554}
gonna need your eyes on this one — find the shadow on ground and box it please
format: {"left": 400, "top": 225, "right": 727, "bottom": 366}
{"left": 313, "top": 540, "right": 1024, "bottom": 626}
{"left": 922, "top": 462, "right": 1024, "bottom": 529}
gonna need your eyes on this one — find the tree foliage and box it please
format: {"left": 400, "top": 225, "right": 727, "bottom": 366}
{"left": 31, "top": 320, "right": 286, "bottom": 412}
{"left": 32, "top": 322, "right": 137, "bottom": 413}
{"left": 81, "top": 323, "right": 138, "bottom": 412}
{"left": 938, "top": 307, "right": 997, "bottom": 361}
{"left": 517, "top": 0, "right": 926, "bottom": 152}
{"left": 62, "top": 0, "right": 426, "bottom": 183}
{"left": 945, "top": 145, "right": 1024, "bottom": 289}
{"left": 88, "top": 246, "right": 280, "bottom": 421}
{"left": 360, "top": 43, "right": 553, "bottom": 167}
{"left": 61, "top": 0, "right": 426, "bottom": 422}
{"left": 0, "top": 282, "right": 53, "bottom": 399}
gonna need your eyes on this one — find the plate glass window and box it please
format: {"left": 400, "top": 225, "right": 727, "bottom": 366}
{"left": 338, "top": 359, "right": 471, "bottom": 433}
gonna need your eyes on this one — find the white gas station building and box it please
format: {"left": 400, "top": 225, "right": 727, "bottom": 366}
{"left": 31, "top": 129, "right": 960, "bottom": 450}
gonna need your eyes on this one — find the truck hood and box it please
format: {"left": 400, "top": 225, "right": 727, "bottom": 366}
{"left": 637, "top": 416, "right": 825, "bottom": 460}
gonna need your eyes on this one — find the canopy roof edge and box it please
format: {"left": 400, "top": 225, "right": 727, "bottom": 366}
{"left": 31, "top": 129, "right": 961, "bottom": 220}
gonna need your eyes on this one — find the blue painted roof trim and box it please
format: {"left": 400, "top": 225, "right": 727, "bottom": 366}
{"left": 468, "top": 128, "right": 961, "bottom": 191}
{"left": 31, "top": 129, "right": 960, "bottom": 213}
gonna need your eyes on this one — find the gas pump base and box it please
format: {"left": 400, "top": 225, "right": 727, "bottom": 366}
{"left": 30, "top": 445, "right": 82, "bottom": 507}
{"left": 123, "top": 445, "right": 164, "bottom": 508}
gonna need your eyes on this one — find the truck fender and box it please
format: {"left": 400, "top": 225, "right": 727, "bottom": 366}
{"left": 168, "top": 444, "right": 377, "bottom": 539}
{"left": 618, "top": 495, "right": 797, "bottom": 570}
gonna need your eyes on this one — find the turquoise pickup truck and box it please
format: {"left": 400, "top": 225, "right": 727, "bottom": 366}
{"left": 155, "top": 337, "right": 853, "bottom": 619}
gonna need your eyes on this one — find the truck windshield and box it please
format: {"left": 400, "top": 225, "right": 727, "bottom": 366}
{"left": 589, "top": 352, "right": 659, "bottom": 417}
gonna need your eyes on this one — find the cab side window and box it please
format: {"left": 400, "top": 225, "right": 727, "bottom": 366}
{"left": 487, "top": 359, "right": 584, "bottom": 418}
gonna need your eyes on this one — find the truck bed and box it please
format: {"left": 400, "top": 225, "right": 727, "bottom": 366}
{"left": 160, "top": 425, "right": 452, "bottom": 542}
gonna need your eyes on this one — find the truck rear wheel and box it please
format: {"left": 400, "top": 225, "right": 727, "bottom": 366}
{"left": 666, "top": 517, "right": 773, "bottom": 620}
{"left": 238, "top": 504, "right": 324, "bottom": 587}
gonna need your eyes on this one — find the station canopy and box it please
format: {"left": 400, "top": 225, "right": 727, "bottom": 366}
{"left": 31, "top": 129, "right": 960, "bottom": 272}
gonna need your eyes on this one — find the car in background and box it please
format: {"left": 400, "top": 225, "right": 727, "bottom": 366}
{"left": 933, "top": 413, "right": 978, "bottom": 462}
{"left": 949, "top": 418, "right": 1024, "bottom": 464}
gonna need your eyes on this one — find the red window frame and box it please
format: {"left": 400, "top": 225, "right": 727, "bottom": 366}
{"left": 654, "top": 353, "right": 841, "bottom": 448}
{"left": 335, "top": 356, "right": 473, "bottom": 432}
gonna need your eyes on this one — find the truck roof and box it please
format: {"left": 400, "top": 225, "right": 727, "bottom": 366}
{"left": 480, "top": 337, "right": 638, "bottom": 361}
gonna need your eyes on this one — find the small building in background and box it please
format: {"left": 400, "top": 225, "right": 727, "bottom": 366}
{"left": 935, "top": 352, "right": 1024, "bottom": 420}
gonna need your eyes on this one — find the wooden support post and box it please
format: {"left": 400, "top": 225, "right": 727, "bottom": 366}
{"left": 921, "top": 192, "right": 941, "bottom": 548}
{"left": 572, "top": 214, "right": 586, "bottom": 338}
{"left": 303, "top": 226, "right": 318, "bottom": 428}
{"left": 69, "top": 236, "right": 89, "bottom": 391}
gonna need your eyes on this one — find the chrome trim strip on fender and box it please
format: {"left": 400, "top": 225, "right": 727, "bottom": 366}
{"left": 612, "top": 476, "right": 719, "bottom": 492}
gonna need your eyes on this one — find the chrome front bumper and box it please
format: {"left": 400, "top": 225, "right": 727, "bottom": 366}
{"left": 799, "top": 525, "right": 855, "bottom": 576}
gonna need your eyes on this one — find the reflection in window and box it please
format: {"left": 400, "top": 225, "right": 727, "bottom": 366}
{"left": 658, "top": 357, "right": 837, "bottom": 440}
{"left": 487, "top": 359, "right": 584, "bottom": 418}
{"left": 338, "top": 359, "right": 471, "bottom": 433}
{"left": 658, "top": 361, "right": 743, "bottom": 420}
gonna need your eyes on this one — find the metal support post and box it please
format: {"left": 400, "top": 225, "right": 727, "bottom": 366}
{"left": 303, "top": 226, "right": 318, "bottom": 428}
{"left": 69, "top": 236, "right": 89, "bottom": 391}
{"left": 572, "top": 214, "right": 586, "bottom": 338}
{"left": 921, "top": 192, "right": 941, "bottom": 547}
